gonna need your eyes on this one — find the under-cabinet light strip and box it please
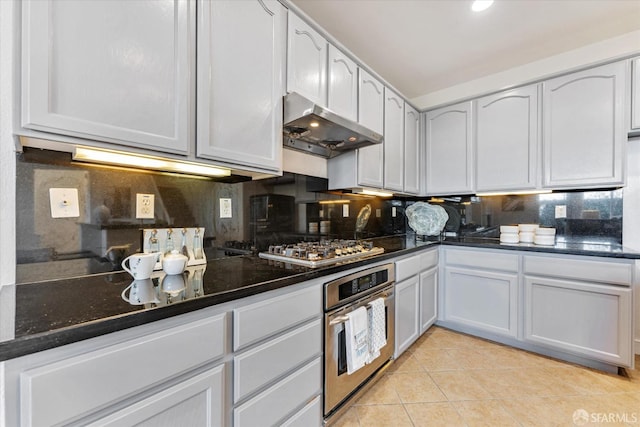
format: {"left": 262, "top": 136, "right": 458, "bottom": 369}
{"left": 73, "top": 147, "right": 231, "bottom": 178}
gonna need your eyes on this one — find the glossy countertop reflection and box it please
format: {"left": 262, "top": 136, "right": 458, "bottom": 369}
{"left": 3, "top": 234, "right": 639, "bottom": 361}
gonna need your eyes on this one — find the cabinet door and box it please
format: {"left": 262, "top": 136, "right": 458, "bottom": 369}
{"left": 287, "top": 13, "right": 327, "bottom": 107}
{"left": 357, "top": 69, "right": 385, "bottom": 188}
{"left": 87, "top": 365, "right": 226, "bottom": 427}
{"left": 476, "top": 85, "right": 539, "bottom": 192}
{"left": 419, "top": 266, "right": 438, "bottom": 334}
{"left": 327, "top": 45, "right": 357, "bottom": 121}
{"left": 358, "top": 69, "right": 384, "bottom": 135}
{"left": 21, "top": 0, "right": 193, "bottom": 154}
{"left": 524, "top": 276, "right": 633, "bottom": 367}
{"left": 394, "top": 276, "right": 420, "bottom": 358}
{"left": 443, "top": 267, "right": 518, "bottom": 338}
{"left": 425, "top": 101, "right": 474, "bottom": 195}
{"left": 404, "top": 103, "right": 420, "bottom": 194}
{"left": 384, "top": 88, "right": 405, "bottom": 192}
{"left": 543, "top": 61, "right": 626, "bottom": 188}
{"left": 197, "top": 0, "right": 285, "bottom": 173}
{"left": 632, "top": 57, "right": 640, "bottom": 131}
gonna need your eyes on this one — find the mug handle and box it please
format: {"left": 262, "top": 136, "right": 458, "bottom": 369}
{"left": 121, "top": 283, "right": 133, "bottom": 303}
{"left": 121, "top": 256, "right": 133, "bottom": 276}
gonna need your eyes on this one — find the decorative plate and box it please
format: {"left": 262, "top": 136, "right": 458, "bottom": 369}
{"left": 405, "top": 202, "right": 449, "bottom": 236}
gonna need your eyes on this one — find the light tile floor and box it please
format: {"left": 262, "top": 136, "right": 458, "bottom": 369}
{"left": 334, "top": 327, "right": 640, "bottom": 426}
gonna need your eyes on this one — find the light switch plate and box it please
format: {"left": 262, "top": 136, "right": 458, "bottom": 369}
{"left": 136, "top": 193, "right": 155, "bottom": 219}
{"left": 49, "top": 188, "right": 80, "bottom": 218}
{"left": 555, "top": 205, "right": 567, "bottom": 219}
{"left": 220, "top": 198, "right": 232, "bottom": 218}
{"left": 342, "top": 204, "right": 349, "bottom": 217}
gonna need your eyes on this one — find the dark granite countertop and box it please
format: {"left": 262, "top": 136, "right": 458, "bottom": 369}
{"left": 441, "top": 236, "right": 640, "bottom": 259}
{"left": 1, "top": 234, "right": 638, "bottom": 361}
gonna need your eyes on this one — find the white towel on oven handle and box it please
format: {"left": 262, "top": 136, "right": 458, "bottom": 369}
{"left": 345, "top": 306, "right": 369, "bottom": 374}
{"left": 367, "top": 297, "right": 386, "bottom": 363}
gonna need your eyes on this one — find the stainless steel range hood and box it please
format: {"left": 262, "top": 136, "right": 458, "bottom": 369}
{"left": 283, "top": 92, "right": 383, "bottom": 158}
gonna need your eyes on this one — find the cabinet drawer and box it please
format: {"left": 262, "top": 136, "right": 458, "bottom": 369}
{"left": 233, "top": 284, "right": 322, "bottom": 351}
{"left": 420, "top": 249, "right": 438, "bottom": 270}
{"left": 445, "top": 248, "right": 519, "bottom": 272}
{"left": 234, "top": 319, "right": 322, "bottom": 402}
{"left": 281, "top": 395, "right": 322, "bottom": 427}
{"left": 233, "top": 357, "right": 322, "bottom": 427}
{"left": 395, "top": 254, "right": 421, "bottom": 282}
{"left": 19, "top": 313, "right": 226, "bottom": 427}
{"left": 523, "top": 255, "right": 632, "bottom": 286}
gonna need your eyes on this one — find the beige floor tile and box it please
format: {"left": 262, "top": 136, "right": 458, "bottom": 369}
{"left": 331, "top": 407, "right": 361, "bottom": 427}
{"left": 468, "top": 368, "right": 553, "bottom": 398}
{"left": 389, "top": 372, "right": 449, "bottom": 403}
{"left": 444, "top": 348, "right": 498, "bottom": 370}
{"left": 354, "top": 374, "right": 401, "bottom": 405}
{"left": 355, "top": 404, "right": 413, "bottom": 427}
{"left": 452, "top": 400, "right": 520, "bottom": 427}
{"left": 404, "top": 402, "right": 466, "bottom": 427}
{"left": 388, "top": 351, "right": 425, "bottom": 373}
{"left": 429, "top": 370, "right": 492, "bottom": 401}
{"left": 412, "top": 348, "right": 462, "bottom": 372}
{"left": 500, "top": 396, "right": 579, "bottom": 427}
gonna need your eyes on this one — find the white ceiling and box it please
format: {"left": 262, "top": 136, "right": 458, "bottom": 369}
{"left": 290, "top": 0, "right": 640, "bottom": 106}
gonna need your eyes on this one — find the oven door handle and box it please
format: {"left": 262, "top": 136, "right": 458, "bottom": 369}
{"left": 328, "top": 292, "right": 392, "bottom": 326}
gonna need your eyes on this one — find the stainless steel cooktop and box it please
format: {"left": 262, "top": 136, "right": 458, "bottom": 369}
{"left": 258, "top": 240, "right": 384, "bottom": 268}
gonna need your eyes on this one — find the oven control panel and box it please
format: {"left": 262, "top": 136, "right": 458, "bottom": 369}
{"left": 338, "top": 270, "right": 388, "bottom": 301}
{"left": 325, "top": 263, "right": 395, "bottom": 310}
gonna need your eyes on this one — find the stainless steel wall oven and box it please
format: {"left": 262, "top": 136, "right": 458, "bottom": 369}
{"left": 323, "top": 263, "right": 395, "bottom": 424}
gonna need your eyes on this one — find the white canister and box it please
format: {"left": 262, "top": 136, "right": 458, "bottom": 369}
{"left": 320, "top": 220, "right": 330, "bottom": 234}
{"left": 308, "top": 222, "right": 319, "bottom": 233}
{"left": 519, "top": 231, "right": 535, "bottom": 243}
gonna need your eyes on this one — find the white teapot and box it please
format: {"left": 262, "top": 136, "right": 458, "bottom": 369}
{"left": 162, "top": 250, "right": 188, "bottom": 275}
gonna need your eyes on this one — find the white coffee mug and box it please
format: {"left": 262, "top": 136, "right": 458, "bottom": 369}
{"left": 121, "top": 279, "right": 160, "bottom": 305}
{"left": 121, "top": 252, "right": 157, "bottom": 279}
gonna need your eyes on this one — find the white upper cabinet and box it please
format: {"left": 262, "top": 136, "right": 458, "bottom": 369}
{"left": 384, "top": 88, "right": 405, "bottom": 192}
{"left": 476, "top": 85, "right": 539, "bottom": 192}
{"left": 404, "top": 103, "right": 420, "bottom": 195}
{"left": 542, "top": 61, "right": 626, "bottom": 189}
{"left": 425, "top": 101, "right": 474, "bottom": 195}
{"left": 632, "top": 57, "right": 640, "bottom": 132}
{"left": 355, "top": 69, "right": 385, "bottom": 188}
{"left": 287, "top": 13, "right": 328, "bottom": 107}
{"left": 197, "top": 0, "right": 285, "bottom": 173}
{"left": 21, "top": 0, "right": 193, "bottom": 155}
{"left": 327, "top": 46, "right": 357, "bottom": 121}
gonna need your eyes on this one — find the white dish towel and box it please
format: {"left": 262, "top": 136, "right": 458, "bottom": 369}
{"left": 367, "top": 297, "right": 387, "bottom": 363}
{"left": 345, "top": 306, "right": 369, "bottom": 374}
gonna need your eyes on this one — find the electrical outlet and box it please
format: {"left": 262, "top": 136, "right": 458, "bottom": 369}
{"left": 342, "top": 204, "right": 349, "bottom": 217}
{"left": 392, "top": 206, "right": 397, "bottom": 217}
{"left": 136, "top": 193, "right": 155, "bottom": 219}
{"left": 555, "top": 205, "right": 567, "bottom": 219}
{"left": 376, "top": 209, "right": 381, "bottom": 218}
{"left": 49, "top": 188, "right": 80, "bottom": 218}
{"left": 220, "top": 198, "right": 232, "bottom": 218}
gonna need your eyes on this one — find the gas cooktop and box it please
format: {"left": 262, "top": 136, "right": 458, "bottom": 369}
{"left": 258, "top": 239, "right": 384, "bottom": 268}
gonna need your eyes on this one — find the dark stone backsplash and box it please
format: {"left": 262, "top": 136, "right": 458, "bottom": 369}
{"left": 15, "top": 150, "right": 622, "bottom": 283}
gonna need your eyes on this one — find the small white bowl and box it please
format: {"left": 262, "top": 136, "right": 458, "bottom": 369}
{"left": 500, "top": 225, "right": 519, "bottom": 234}
{"left": 535, "top": 227, "right": 556, "bottom": 236}
{"left": 519, "top": 231, "right": 535, "bottom": 243}
{"left": 534, "top": 235, "right": 555, "bottom": 246}
{"left": 518, "top": 224, "right": 539, "bottom": 233}
{"left": 500, "top": 233, "right": 519, "bottom": 244}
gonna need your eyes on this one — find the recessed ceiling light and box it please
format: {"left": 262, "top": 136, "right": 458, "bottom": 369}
{"left": 471, "top": 0, "right": 494, "bottom": 12}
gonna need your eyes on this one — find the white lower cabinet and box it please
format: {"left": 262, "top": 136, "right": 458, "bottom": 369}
{"left": 232, "top": 278, "right": 323, "bottom": 427}
{"left": 443, "top": 267, "right": 518, "bottom": 338}
{"left": 524, "top": 276, "right": 633, "bottom": 367}
{"left": 441, "top": 248, "right": 519, "bottom": 338}
{"left": 394, "top": 248, "right": 439, "bottom": 357}
{"left": 395, "top": 275, "right": 420, "bottom": 357}
{"left": 87, "top": 364, "right": 226, "bottom": 427}
{"left": 3, "top": 307, "right": 230, "bottom": 427}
